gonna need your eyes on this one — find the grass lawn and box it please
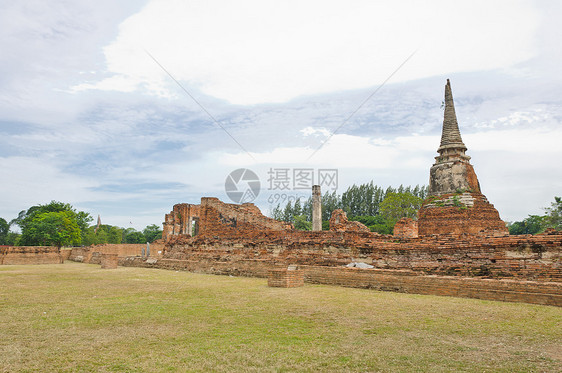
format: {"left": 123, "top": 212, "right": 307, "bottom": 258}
{"left": 0, "top": 262, "right": 560, "bottom": 372}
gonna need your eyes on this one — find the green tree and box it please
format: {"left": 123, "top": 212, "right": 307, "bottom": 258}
{"left": 350, "top": 215, "right": 394, "bottom": 234}
{"left": 508, "top": 215, "right": 547, "bottom": 235}
{"left": 108, "top": 226, "right": 123, "bottom": 244}
{"left": 282, "top": 201, "right": 293, "bottom": 222}
{"left": 321, "top": 191, "right": 341, "bottom": 221}
{"left": 15, "top": 201, "right": 92, "bottom": 246}
{"left": 293, "top": 198, "right": 302, "bottom": 217}
{"left": 379, "top": 192, "right": 423, "bottom": 225}
{"left": 4, "top": 232, "right": 21, "bottom": 246}
{"left": 271, "top": 203, "right": 283, "bottom": 221}
{"left": 125, "top": 231, "right": 145, "bottom": 244}
{"left": 293, "top": 215, "right": 311, "bottom": 231}
{"left": 0, "top": 217, "right": 9, "bottom": 245}
{"left": 143, "top": 224, "right": 163, "bottom": 243}
{"left": 23, "top": 211, "right": 81, "bottom": 247}
{"left": 544, "top": 196, "right": 562, "bottom": 230}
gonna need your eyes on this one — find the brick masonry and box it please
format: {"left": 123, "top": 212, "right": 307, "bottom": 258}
{"left": 418, "top": 192, "right": 509, "bottom": 237}
{"left": 0, "top": 246, "right": 63, "bottom": 265}
{"left": 268, "top": 267, "right": 305, "bottom": 287}
{"left": 393, "top": 218, "right": 418, "bottom": 238}
{"left": 109, "top": 211, "right": 562, "bottom": 306}
{"left": 68, "top": 243, "right": 165, "bottom": 264}
{"left": 100, "top": 253, "right": 118, "bottom": 269}
{"left": 118, "top": 257, "right": 560, "bottom": 307}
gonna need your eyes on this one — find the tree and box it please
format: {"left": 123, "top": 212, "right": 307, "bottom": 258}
{"left": 322, "top": 191, "right": 341, "bottom": 221}
{"left": 3, "top": 232, "right": 21, "bottom": 246}
{"left": 108, "top": 226, "right": 123, "bottom": 244}
{"left": 267, "top": 182, "right": 428, "bottom": 231}
{"left": 15, "top": 201, "right": 92, "bottom": 246}
{"left": 544, "top": 196, "right": 562, "bottom": 230}
{"left": 379, "top": 192, "right": 423, "bottom": 225}
{"left": 349, "top": 215, "right": 394, "bottom": 234}
{"left": 282, "top": 201, "right": 293, "bottom": 222}
{"left": 293, "top": 215, "right": 311, "bottom": 231}
{"left": 23, "top": 211, "right": 81, "bottom": 247}
{"left": 143, "top": 224, "right": 163, "bottom": 243}
{"left": 0, "top": 217, "right": 9, "bottom": 245}
{"left": 125, "top": 231, "right": 145, "bottom": 244}
{"left": 271, "top": 203, "right": 283, "bottom": 221}
{"left": 508, "top": 215, "right": 547, "bottom": 235}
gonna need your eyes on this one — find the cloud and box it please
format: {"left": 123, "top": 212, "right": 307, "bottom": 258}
{"left": 76, "top": 0, "right": 540, "bottom": 104}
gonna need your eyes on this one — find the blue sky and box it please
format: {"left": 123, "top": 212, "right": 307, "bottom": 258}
{"left": 1, "top": 0, "right": 561, "bottom": 230}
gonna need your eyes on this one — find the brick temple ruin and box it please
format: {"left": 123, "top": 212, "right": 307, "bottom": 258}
{"left": 65, "top": 80, "right": 561, "bottom": 306}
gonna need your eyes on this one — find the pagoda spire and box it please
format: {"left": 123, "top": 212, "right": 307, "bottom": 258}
{"left": 438, "top": 79, "right": 466, "bottom": 153}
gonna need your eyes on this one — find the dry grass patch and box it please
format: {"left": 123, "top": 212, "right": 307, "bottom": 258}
{"left": 0, "top": 262, "right": 560, "bottom": 372}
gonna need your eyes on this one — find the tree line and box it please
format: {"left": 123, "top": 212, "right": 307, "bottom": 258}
{"left": 507, "top": 196, "right": 562, "bottom": 235}
{"left": 0, "top": 201, "right": 162, "bottom": 247}
{"left": 270, "top": 182, "right": 428, "bottom": 234}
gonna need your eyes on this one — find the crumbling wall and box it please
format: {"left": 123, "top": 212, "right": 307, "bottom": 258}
{"left": 198, "top": 197, "right": 293, "bottom": 238}
{"left": 162, "top": 230, "right": 561, "bottom": 281}
{"left": 0, "top": 246, "right": 62, "bottom": 265}
{"left": 68, "top": 243, "right": 165, "bottom": 263}
{"left": 393, "top": 218, "right": 418, "bottom": 238}
{"left": 329, "top": 209, "right": 371, "bottom": 233}
{"left": 121, "top": 234, "right": 562, "bottom": 306}
{"left": 163, "top": 203, "right": 201, "bottom": 240}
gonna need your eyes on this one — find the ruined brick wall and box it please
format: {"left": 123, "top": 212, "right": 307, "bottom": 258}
{"left": 119, "top": 254, "right": 560, "bottom": 306}
{"left": 162, "top": 230, "right": 561, "bottom": 281}
{"left": 329, "top": 209, "right": 371, "bottom": 233}
{"left": 418, "top": 192, "right": 508, "bottom": 236}
{"left": 393, "top": 218, "right": 418, "bottom": 238}
{"left": 302, "top": 266, "right": 560, "bottom": 307}
{"left": 0, "top": 246, "right": 62, "bottom": 265}
{"left": 100, "top": 253, "right": 118, "bottom": 269}
{"left": 69, "top": 243, "right": 165, "bottom": 263}
{"left": 268, "top": 267, "right": 304, "bottom": 287}
{"left": 198, "top": 197, "right": 293, "bottom": 238}
{"left": 60, "top": 249, "right": 72, "bottom": 261}
{"left": 163, "top": 203, "right": 201, "bottom": 240}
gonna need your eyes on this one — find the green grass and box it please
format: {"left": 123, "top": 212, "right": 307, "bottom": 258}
{"left": 0, "top": 262, "right": 560, "bottom": 372}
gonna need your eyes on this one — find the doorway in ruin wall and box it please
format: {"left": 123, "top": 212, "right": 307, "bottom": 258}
{"left": 191, "top": 217, "right": 199, "bottom": 236}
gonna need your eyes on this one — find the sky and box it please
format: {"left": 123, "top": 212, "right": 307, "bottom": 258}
{"left": 1, "top": 0, "right": 561, "bottom": 231}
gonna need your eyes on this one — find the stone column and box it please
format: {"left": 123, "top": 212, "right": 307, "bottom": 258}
{"left": 312, "top": 185, "right": 322, "bottom": 231}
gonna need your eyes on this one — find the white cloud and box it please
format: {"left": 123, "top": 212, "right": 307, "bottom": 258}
{"left": 76, "top": 0, "right": 540, "bottom": 104}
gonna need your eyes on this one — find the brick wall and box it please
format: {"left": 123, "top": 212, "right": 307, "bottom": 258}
{"left": 69, "top": 243, "right": 165, "bottom": 263}
{"left": 0, "top": 246, "right": 63, "bottom": 265}
{"left": 117, "top": 256, "right": 560, "bottom": 307}
{"left": 329, "top": 209, "right": 371, "bottom": 233}
{"left": 302, "top": 265, "right": 561, "bottom": 307}
{"left": 393, "top": 218, "right": 418, "bottom": 238}
{"left": 164, "top": 230, "right": 561, "bottom": 281}
{"left": 163, "top": 203, "right": 201, "bottom": 240}
{"left": 418, "top": 193, "right": 508, "bottom": 236}
{"left": 268, "top": 268, "right": 304, "bottom": 287}
{"left": 100, "top": 253, "right": 118, "bottom": 269}
{"left": 198, "top": 197, "right": 292, "bottom": 238}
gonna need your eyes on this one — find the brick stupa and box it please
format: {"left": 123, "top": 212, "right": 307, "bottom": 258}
{"left": 417, "top": 79, "right": 508, "bottom": 236}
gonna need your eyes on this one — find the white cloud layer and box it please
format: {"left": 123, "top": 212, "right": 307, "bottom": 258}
{"left": 75, "top": 0, "right": 540, "bottom": 104}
